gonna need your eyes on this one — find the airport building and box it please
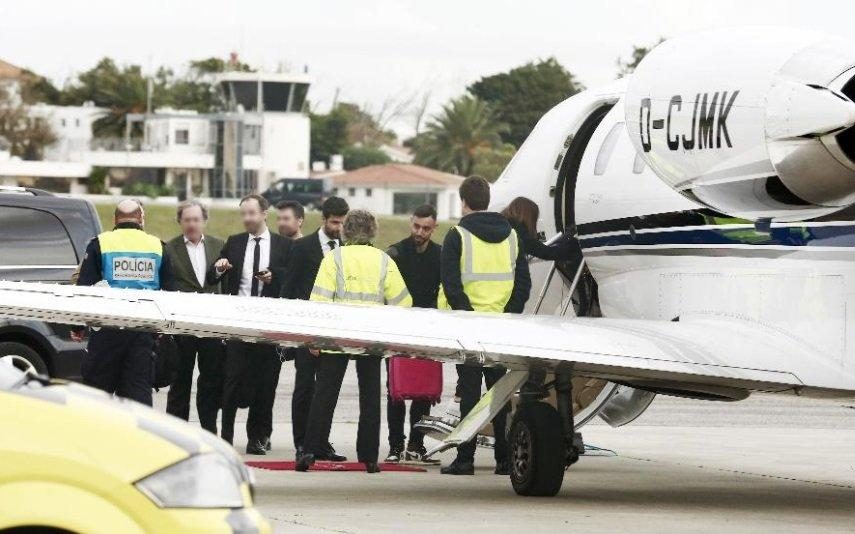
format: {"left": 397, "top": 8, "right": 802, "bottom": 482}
{"left": 0, "top": 61, "right": 312, "bottom": 199}
{"left": 328, "top": 163, "right": 463, "bottom": 220}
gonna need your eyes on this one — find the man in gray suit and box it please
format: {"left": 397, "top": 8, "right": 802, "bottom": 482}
{"left": 165, "top": 200, "right": 226, "bottom": 434}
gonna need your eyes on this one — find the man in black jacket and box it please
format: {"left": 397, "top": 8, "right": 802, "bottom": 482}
{"left": 280, "top": 196, "right": 349, "bottom": 462}
{"left": 74, "top": 199, "right": 176, "bottom": 406}
{"left": 165, "top": 200, "right": 225, "bottom": 434}
{"left": 206, "top": 194, "right": 291, "bottom": 454}
{"left": 384, "top": 204, "right": 441, "bottom": 463}
{"left": 440, "top": 176, "right": 531, "bottom": 476}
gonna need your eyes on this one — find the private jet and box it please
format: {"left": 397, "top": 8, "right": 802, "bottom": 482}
{"left": 2, "top": 27, "right": 855, "bottom": 497}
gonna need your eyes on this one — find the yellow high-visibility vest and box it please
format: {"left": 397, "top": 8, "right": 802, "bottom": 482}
{"left": 456, "top": 226, "right": 518, "bottom": 313}
{"left": 311, "top": 244, "right": 412, "bottom": 308}
{"left": 97, "top": 228, "right": 163, "bottom": 290}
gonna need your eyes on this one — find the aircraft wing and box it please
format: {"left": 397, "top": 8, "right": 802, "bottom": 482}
{"left": 0, "top": 281, "right": 850, "bottom": 396}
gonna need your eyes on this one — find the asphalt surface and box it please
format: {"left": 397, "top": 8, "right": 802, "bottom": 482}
{"left": 154, "top": 363, "right": 855, "bottom": 533}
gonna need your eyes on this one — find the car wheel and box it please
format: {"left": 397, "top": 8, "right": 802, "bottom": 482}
{"left": 0, "top": 341, "right": 49, "bottom": 376}
{"left": 509, "top": 402, "right": 565, "bottom": 496}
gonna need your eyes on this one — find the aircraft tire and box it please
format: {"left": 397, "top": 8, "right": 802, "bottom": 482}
{"left": 509, "top": 402, "right": 564, "bottom": 496}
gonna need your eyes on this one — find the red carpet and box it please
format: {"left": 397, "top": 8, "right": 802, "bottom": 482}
{"left": 245, "top": 460, "right": 427, "bottom": 472}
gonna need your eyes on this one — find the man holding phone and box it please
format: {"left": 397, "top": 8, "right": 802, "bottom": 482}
{"left": 207, "top": 194, "right": 292, "bottom": 454}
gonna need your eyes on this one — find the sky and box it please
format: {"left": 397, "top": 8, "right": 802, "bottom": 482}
{"left": 1, "top": 0, "right": 854, "bottom": 139}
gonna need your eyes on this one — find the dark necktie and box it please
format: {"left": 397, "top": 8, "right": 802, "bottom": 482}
{"left": 328, "top": 240, "right": 337, "bottom": 251}
{"left": 251, "top": 236, "right": 262, "bottom": 297}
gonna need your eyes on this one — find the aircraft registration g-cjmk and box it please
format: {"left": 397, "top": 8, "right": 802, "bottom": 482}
{"left": 2, "top": 27, "right": 855, "bottom": 497}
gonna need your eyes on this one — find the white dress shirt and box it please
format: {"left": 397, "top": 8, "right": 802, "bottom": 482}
{"left": 184, "top": 234, "right": 207, "bottom": 288}
{"left": 318, "top": 227, "right": 340, "bottom": 255}
{"left": 239, "top": 227, "right": 271, "bottom": 297}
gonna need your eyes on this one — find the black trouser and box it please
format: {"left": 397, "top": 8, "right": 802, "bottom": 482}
{"left": 165, "top": 336, "right": 225, "bottom": 433}
{"left": 81, "top": 328, "right": 154, "bottom": 406}
{"left": 455, "top": 364, "right": 509, "bottom": 464}
{"left": 221, "top": 341, "right": 282, "bottom": 444}
{"left": 385, "top": 359, "right": 430, "bottom": 449}
{"left": 304, "top": 353, "right": 381, "bottom": 463}
{"left": 291, "top": 348, "right": 318, "bottom": 449}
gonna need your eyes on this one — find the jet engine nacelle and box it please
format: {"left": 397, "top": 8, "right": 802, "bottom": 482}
{"left": 625, "top": 27, "right": 855, "bottom": 221}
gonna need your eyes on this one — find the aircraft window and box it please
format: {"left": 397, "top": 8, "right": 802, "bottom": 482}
{"left": 633, "top": 152, "right": 646, "bottom": 174}
{"left": 594, "top": 122, "right": 623, "bottom": 176}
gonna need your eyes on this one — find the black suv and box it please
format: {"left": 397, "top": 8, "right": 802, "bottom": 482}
{"left": 0, "top": 186, "right": 101, "bottom": 379}
{"left": 261, "top": 177, "right": 329, "bottom": 210}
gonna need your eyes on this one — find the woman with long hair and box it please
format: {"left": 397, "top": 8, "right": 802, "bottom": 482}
{"left": 501, "top": 196, "right": 578, "bottom": 261}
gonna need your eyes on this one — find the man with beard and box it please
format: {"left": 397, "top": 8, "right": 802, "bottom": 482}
{"left": 276, "top": 200, "right": 305, "bottom": 239}
{"left": 383, "top": 204, "right": 442, "bottom": 463}
{"left": 280, "top": 196, "right": 349, "bottom": 462}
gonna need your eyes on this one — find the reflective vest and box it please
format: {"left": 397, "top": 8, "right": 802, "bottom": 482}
{"left": 311, "top": 245, "right": 412, "bottom": 308}
{"left": 98, "top": 228, "right": 163, "bottom": 290}
{"left": 455, "top": 226, "right": 518, "bottom": 313}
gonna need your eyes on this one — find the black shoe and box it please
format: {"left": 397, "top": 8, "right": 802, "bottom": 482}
{"left": 263, "top": 437, "right": 272, "bottom": 451}
{"left": 317, "top": 446, "right": 347, "bottom": 462}
{"left": 364, "top": 461, "right": 381, "bottom": 474}
{"left": 295, "top": 453, "right": 315, "bottom": 472}
{"left": 246, "top": 439, "right": 267, "bottom": 455}
{"left": 385, "top": 445, "right": 404, "bottom": 463}
{"left": 440, "top": 459, "right": 474, "bottom": 475}
{"left": 494, "top": 460, "right": 510, "bottom": 475}
{"left": 295, "top": 445, "right": 306, "bottom": 461}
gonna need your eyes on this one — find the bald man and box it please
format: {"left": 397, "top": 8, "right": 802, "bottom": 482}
{"left": 75, "top": 198, "right": 176, "bottom": 405}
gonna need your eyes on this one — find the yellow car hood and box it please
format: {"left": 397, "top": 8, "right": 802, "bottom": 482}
{"left": 1, "top": 378, "right": 236, "bottom": 482}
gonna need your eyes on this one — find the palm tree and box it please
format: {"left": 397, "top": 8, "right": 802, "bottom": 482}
{"left": 414, "top": 95, "right": 508, "bottom": 176}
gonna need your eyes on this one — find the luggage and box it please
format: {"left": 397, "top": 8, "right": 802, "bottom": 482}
{"left": 388, "top": 356, "right": 443, "bottom": 403}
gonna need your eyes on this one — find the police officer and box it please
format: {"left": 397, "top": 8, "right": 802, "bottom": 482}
{"left": 439, "top": 176, "right": 531, "bottom": 476}
{"left": 73, "top": 199, "right": 176, "bottom": 406}
{"left": 296, "top": 209, "right": 412, "bottom": 474}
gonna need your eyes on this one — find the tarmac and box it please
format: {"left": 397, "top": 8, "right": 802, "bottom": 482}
{"left": 154, "top": 363, "right": 855, "bottom": 533}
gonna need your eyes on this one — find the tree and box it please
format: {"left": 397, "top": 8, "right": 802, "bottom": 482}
{"left": 58, "top": 55, "right": 254, "bottom": 137}
{"left": 0, "top": 86, "right": 57, "bottom": 160}
{"left": 19, "top": 69, "right": 61, "bottom": 105}
{"left": 413, "top": 95, "right": 507, "bottom": 176}
{"left": 336, "top": 102, "right": 397, "bottom": 147}
{"left": 468, "top": 58, "right": 583, "bottom": 147}
{"left": 471, "top": 143, "right": 517, "bottom": 182}
{"left": 310, "top": 107, "right": 350, "bottom": 165}
{"left": 616, "top": 38, "right": 665, "bottom": 78}
{"left": 161, "top": 56, "right": 254, "bottom": 113}
{"left": 342, "top": 145, "right": 391, "bottom": 170}
{"left": 59, "top": 58, "right": 152, "bottom": 138}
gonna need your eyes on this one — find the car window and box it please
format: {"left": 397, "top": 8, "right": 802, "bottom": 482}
{"left": 0, "top": 206, "right": 78, "bottom": 265}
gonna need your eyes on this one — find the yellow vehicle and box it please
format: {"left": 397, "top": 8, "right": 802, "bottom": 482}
{"left": 0, "top": 364, "right": 270, "bottom": 534}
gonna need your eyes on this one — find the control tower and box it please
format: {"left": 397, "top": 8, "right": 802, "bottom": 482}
{"left": 214, "top": 70, "right": 312, "bottom": 196}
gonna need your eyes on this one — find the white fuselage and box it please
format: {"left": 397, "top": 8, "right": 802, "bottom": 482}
{"left": 490, "top": 28, "right": 855, "bottom": 398}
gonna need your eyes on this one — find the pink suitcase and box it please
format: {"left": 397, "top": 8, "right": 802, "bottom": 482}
{"left": 388, "top": 356, "right": 443, "bottom": 403}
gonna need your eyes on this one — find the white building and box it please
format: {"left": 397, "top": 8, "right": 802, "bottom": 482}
{"left": 89, "top": 70, "right": 313, "bottom": 199}
{"left": 30, "top": 102, "right": 105, "bottom": 162}
{"left": 0, "top": 58, "right": 313, "bottom": 199}
{"left": 330, "top": 163, "right": 462, "bottom": 220}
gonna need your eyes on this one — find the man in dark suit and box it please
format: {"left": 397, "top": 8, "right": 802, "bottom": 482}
{"left": 206, "top": 194, "right": 292, "bottom": 454}
{"left": 280, "top": 196, "right": 349, "bottom": 461}
{"left": 165, "top": 200, "right": 225, "bottom": 434}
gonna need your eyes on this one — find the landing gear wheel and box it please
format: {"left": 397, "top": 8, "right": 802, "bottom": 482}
{"left": 0, "top": 342, "right": 48, "bottom": 376}
{"left": 509, "top": 402, "right": 564, "bottom": 496}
